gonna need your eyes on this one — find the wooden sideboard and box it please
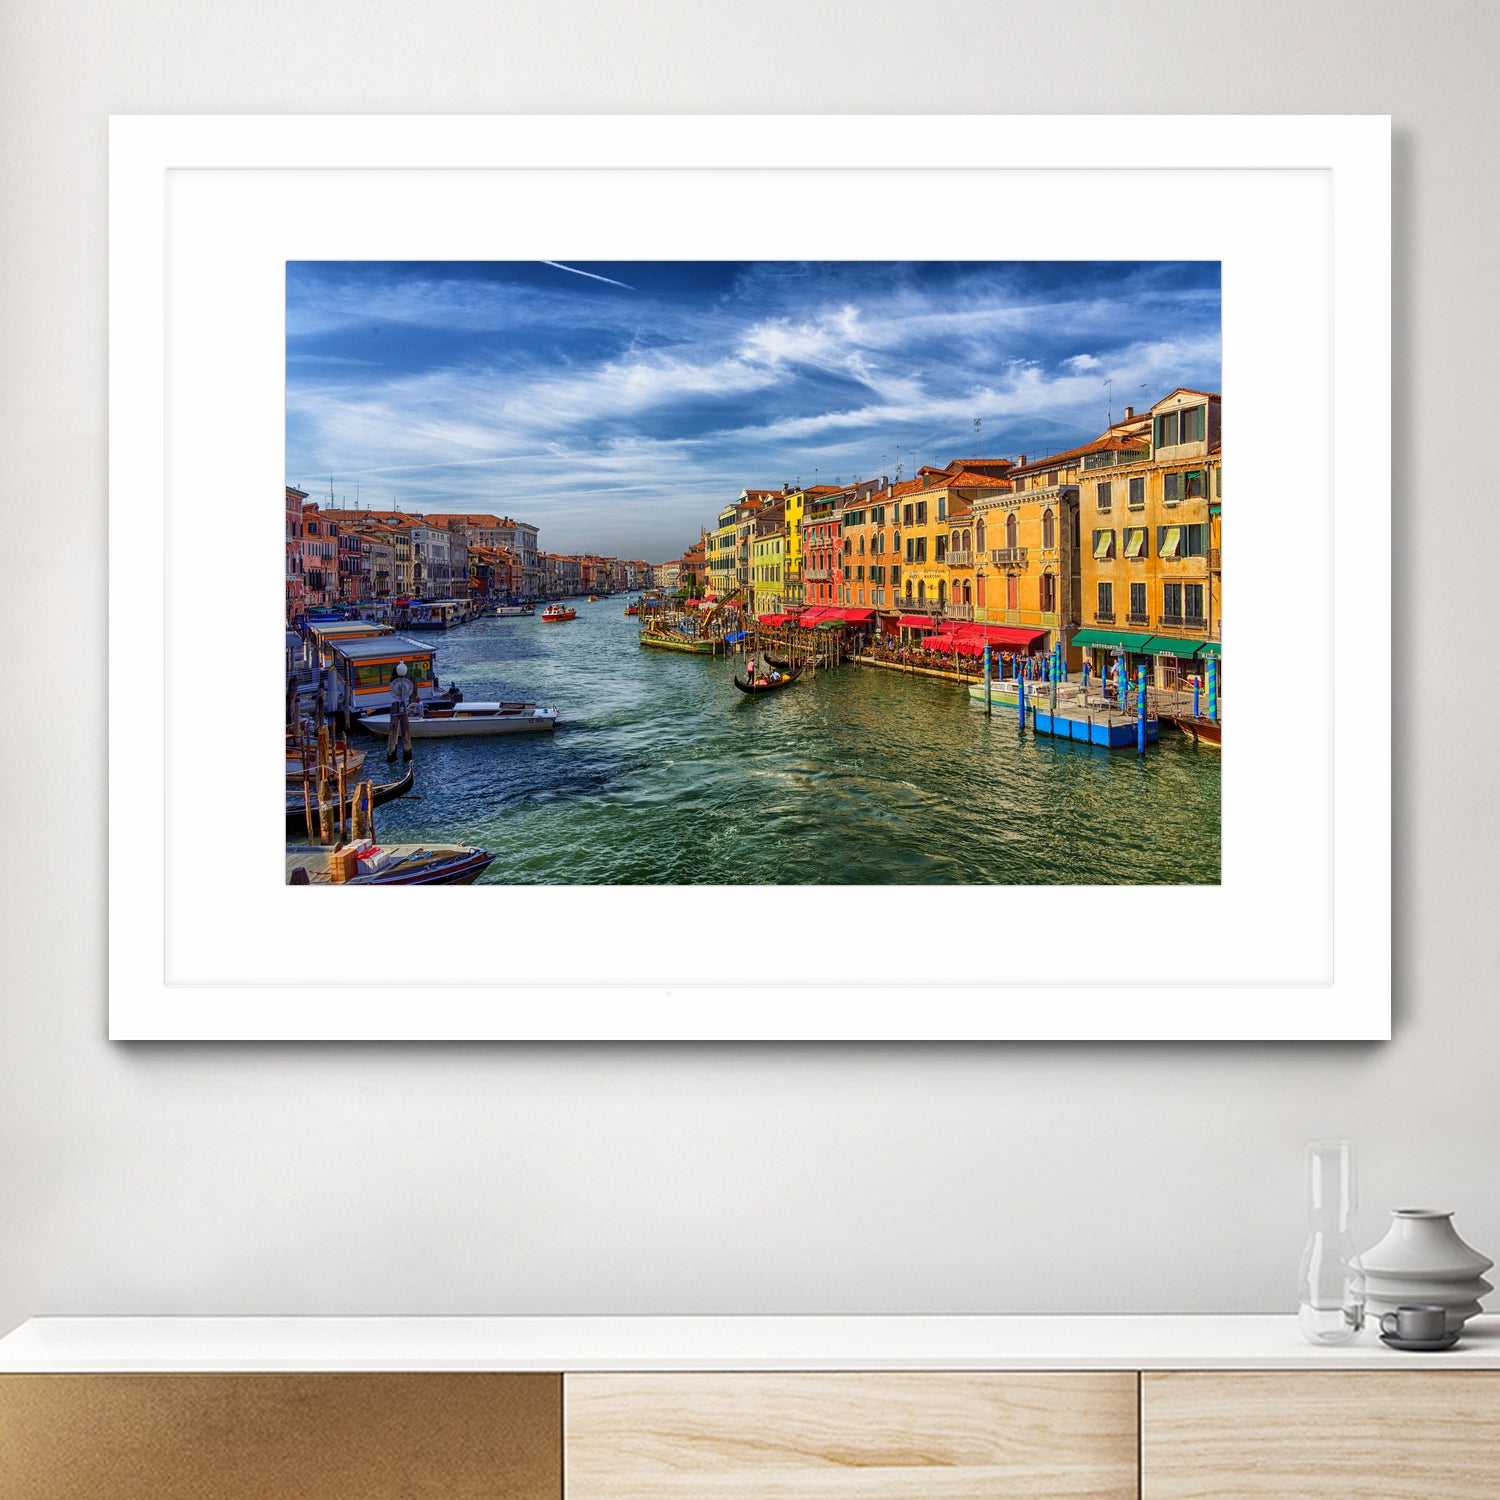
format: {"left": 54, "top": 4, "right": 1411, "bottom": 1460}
{"left": 1, "top": 1317, "right": 1497, "bottom": 1500}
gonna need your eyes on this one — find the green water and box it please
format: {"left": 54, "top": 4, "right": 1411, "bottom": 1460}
{"left": 360, "top": 600, "right": 1221, "bottom": 885}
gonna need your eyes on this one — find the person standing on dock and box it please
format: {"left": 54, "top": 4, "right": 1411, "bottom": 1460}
{"left": 386, "top": 661, "right": 416, "bottom": 764}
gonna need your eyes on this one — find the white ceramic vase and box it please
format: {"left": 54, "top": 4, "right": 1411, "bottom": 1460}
{"left": 1361, "top": 1209, "right": 1493, "bottom": 1333}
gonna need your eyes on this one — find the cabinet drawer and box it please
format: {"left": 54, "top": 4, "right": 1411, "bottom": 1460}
{"left": 1142, "top": 1371, "right": 1500, "bottom": 1499}
{"left": 0, "top": 1372, "right": 561, "bottom": 1500}
{"left": 565, "top": 1371, "right": 1138, "bottom": 1500}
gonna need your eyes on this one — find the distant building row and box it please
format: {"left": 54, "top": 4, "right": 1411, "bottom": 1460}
{"left": 284, "top": 499, "right": 658, "bottom": 617}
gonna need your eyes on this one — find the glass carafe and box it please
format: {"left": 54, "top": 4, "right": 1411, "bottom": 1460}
{"left": 1298, "top": 1140, "right": 1366, "bottom": 1343}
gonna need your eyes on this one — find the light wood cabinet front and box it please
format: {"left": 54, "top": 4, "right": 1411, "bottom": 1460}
{"left": 1142, "top": 1371, "right": 1500, "bottom": 1499}
{"left": 0, "top": 1372, "right": 561, "bottom": 1500}
{"left": 565, "top": 1371, "right": 1139, "bottom": 1500}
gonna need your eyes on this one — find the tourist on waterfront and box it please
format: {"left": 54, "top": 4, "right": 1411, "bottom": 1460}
{"left": 387, "top": 661, "right": 416, "bottom": 763}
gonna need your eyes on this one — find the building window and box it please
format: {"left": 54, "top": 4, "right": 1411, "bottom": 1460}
{"left": 937, "top": 495, "right": 946, "bottom": 521}
{"left": 1128, "top": 476, "right": 1146, "bottom": 508}
{"left": 1042, "top": 509, "right": 1056, "bottom": 548}
{"left": 1123, "top": 527, "right": 1148, "bottom": 560}
{"left": 1215, "top": 465, "right": 1223, "bottom": 497}
{"left": 1047, "top": 470, "right": 1059, "bottom": 486}
{"left": 1097, "top": 481, "right": 1112, "bottom": 510}
{"left": 1097, "top": 581, "right": 1113, "bottom": 619}
{"left": 976, "top": 575, "right": 986, "bottom": 607}
{"left": 935, "top": 536, "right": 948, "bottom": 562}
{"left": 916, "top": 500, "right": 928, "bottom": 524}
{"left": 1005, "top": 513, "right": 1018, "bottom": 550}
{"left": 1129, "top": 581, "right": 1147, "bottom": 621}
{"left": 1162, "top": 581, "right": 1184, "bottom": 623}
{"left": 1184, "top": 582, "right": 1205, "bottom": 624}
{"left": 1006, "top": 574, "right": 1019, "bottom": 610}
{"left": 1092, "top": 529, "right": 1115, "bottom": 561}
{"left": 1040, "top": 572, "right": 1056, "bottom": 613}
{"left": 1154, "top": 404, "right": 1206, "bottom": 449}
{"left": 903, "top": 504, "right": 914, "bottom": 527}
{"left": 1166, "top": 470, "right": 1205, "bottom": 504}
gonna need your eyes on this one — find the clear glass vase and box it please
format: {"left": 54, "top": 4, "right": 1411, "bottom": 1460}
{"left": 1298, "top": 1140, "right": 1366, "bottom": 1343}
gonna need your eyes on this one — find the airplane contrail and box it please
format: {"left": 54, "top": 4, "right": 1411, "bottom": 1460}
{"left": 541, "top": 261, "right": 636, "bottom": 290}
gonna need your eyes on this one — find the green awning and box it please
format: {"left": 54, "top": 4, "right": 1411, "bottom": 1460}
{"left": 1072, "top": 627, "right": 1156, "bottom": 652}
{"left": 1197, "top": 639, "right": 1221, "bottom": 658}
{"left": 1147, "top": 635, "right": 1205, "bottom": 659}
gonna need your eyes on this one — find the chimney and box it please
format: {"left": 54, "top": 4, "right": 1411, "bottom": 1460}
{"left": 1018, "top": 455, "right": 1027, "bottom": 466}
{"left": 1124, "top": 405, "right": 1134, "bottom": 419}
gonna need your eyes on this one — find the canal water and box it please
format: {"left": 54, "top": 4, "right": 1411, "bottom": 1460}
{"left": 364, "top": 601, "right": 1221, "bottom": 885}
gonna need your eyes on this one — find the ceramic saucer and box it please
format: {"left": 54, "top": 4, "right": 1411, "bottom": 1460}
{"left": 1379, "top": 1331, "right": 1460, "bottom": 1352}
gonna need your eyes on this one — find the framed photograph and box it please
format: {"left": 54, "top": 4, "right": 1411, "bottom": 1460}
{"left": 109, "top": 115, "right": 1389, "bottom": 1040}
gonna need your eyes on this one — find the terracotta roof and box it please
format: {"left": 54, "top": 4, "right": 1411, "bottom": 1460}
{"left": 1153, "top": 387, "right": 1222, "bottom": 406}
{"left": 939, "top": 470, "right": 1014, "bottom": 490}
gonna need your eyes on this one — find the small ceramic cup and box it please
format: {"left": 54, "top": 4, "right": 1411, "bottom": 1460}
{"left": 1380, "top": 1305, "right": 1448, "bottom": 1341}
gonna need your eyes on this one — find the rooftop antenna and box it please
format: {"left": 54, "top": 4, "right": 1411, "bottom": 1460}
{"left": 1105, "top": 377, "right": 1113, "bottom": 428}
{"left": 974, "top": 417, "right": 981, "bottom": 456}
{"left": 1140, "top": 382, "right": 1148, "bottom": 413}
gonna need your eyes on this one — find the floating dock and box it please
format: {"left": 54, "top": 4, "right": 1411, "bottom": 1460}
{"left": 967, "top": 681, "right": 1160, "bottom": 748}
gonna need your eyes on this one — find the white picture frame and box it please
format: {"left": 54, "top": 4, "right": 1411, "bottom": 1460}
{"left": 108, "top": 114, "right": 1390, "bottom": 1041}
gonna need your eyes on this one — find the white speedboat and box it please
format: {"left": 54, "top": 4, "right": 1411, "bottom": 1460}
{"left": 358, "top": 701, "right": 559, "bottom": 737}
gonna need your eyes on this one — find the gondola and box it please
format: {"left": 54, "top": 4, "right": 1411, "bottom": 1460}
{"left": 284, "top": 760, "right": 415, "bottom": 832}
{"left": 733, "top": 659, "right": 808, "bottom": 695}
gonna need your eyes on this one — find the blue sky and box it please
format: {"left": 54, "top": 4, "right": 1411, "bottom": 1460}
{"left": 286, "top": 260, "right": 1220, "bottom": 561}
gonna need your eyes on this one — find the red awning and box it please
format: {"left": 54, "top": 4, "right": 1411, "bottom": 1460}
{"left": 798, "top": 606, "right": 831, "bottom": 623}
{"left": 757, "top": 613, "right": 794, "bottom": 627}
{"left": 957, "top": 624, "right": 1048, "bottom": 649}
{"left": 899, "top": 614, "right": 938, "bottom": 629}
{"left": 835, "top": 608, "right": 875, "bottom": 622}
{"left": 923, "top": 634, "right": 963, "bottom": 652}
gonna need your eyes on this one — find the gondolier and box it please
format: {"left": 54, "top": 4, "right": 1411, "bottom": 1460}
{"left": 387, "top": 661, "right": 416, "bottom": 763}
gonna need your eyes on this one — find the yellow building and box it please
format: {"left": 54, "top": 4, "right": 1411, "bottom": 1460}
{"left": 708, "top": 503, "right": 738, "bottom": 598}
{"left": 751, "top": 510, "right": 788, "bottom": 615}
{"left": 1074, "top": 389, "right": 1221, "bottom": 688}
{"left": 782, "top": 487, "right": 806, "bottom": 606}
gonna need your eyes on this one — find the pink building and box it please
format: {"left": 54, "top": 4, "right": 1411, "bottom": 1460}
{"left": 285, "top": 486, "right": 306, "bottom": 622}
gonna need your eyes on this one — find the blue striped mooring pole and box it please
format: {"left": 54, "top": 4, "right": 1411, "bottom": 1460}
{"left": 983, "top": 645, "right": 992, "bottom": 716}
{"left": 1206, "top": 656, "right": 1218, "bottom": 722}
{"left": 1017, "top": 661, "right": 1026, "bottom": 732}
{"left": 1193, "top": 674, "right": 1200, "bottom": 719}
{"left": 1137, "top": 665, "right": 1148, "bottom": 756}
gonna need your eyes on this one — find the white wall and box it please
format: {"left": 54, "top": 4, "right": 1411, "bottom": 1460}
{"left": 2, "top": 0, "right": 1496, "bottom": 1334}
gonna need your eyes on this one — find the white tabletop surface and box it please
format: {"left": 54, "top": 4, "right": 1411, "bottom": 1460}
{"left": 1, "top": 1315, "right": 1498, "bottom": 1372}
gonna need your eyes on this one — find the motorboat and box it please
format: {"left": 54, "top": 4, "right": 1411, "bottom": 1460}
{"left": 285, "top": 842, "right": 494, "bottom": 886}
{"left": 357, "top": 701, "right": 559, "bottom": 736}
{"left": 541, "top": 604, "right": 577, "bottom": 622}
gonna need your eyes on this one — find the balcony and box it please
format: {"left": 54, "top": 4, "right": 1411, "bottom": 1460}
{"left": 946, "top": 549, "right": 974, "bottom": 567}
{"left": 942, "top": 602, "right": 975, "bottom": 621}
{"left": 804, "top": 567, "right": 831, "bottom": 581}
{"left": 1095, "top": 612, "right": 1116, "bottom": 625}
{"left": 990, "top": 547, "right": 1028, "bottom": 567}
{"left": 1159, "top": 614, "right": 1208, "bottom": 632}
{"left": 1126, "top": 613, "right": 1150, "bottom": 627}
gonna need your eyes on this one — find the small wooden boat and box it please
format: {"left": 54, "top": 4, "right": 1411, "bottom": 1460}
{"left": 733, "top": 660, "right": 807, "bottom": 695}
{"left": 624, "top": 604, "right": 639, "bottom": 616}
{"left": 491, "top": 604, "right": 531, "bottom": 617}
{"left": 286, "top": 744, "right": 365, "bottom": 782}
{"left": 541, "top": 604, "right": 577, "bottom": 622}
{"left": 1171, "top": 715, "right": 1223, "bottom": 746}
{"left": 285, "top": 761, "right": 414, "bottom": 832}
{"left": 358, "top": 701, "right": 559, "bottom": 737}
{"left": 587, "top": 594, "right": 601, "bottom": 602}
{"left": 286, "top": 841, "right": 494, "bottom": 886}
